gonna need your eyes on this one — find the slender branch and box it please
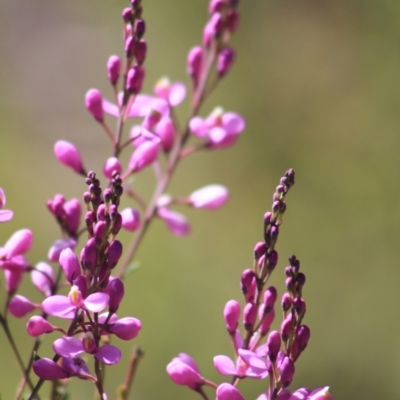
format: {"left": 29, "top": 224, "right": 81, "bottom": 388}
{"left": 117, "top": 346, "right": 144, "bottom": 400}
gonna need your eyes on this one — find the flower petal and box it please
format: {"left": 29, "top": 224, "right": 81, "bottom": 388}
{"left": 95, "top": 344, "right": 121, "bottom": 365}
{"left": 33, "top": 358, "right": 68, "bottom": 380}
{"left": 53, "top": 337, "right": 84, "bottom": 358}
{"left": 0, "top": 210, "right": 13, "bottom": 222}
{"left": 84, "top": 292, "right": 109, "bottom": 313}
{"left": 213, "top": 355, "right": 237, "bottom": 376}
{"left": 42, "top": 295, "right": 76, "bottom": 318}
{"left": 168, "top": 82, "right": 186, "bottom": 106}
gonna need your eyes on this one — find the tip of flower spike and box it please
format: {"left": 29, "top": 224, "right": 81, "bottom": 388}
{"left": 85, "top": 89, "right": 104, "bottom": 122}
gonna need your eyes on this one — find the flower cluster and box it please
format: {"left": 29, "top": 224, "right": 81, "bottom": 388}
{"left": 167, "top": 170, "right": 333, "bottom": 400}
{"left": 0, "top": 0, "right": 333, "bottom": 399}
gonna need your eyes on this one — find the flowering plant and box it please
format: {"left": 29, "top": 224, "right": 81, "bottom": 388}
{"left": 0, "top": 1, "right": 332, "bottom": 399}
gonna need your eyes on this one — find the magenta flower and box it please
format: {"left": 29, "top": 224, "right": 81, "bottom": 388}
{"left": 8, "top": 295, "right": 37, "bottom": 318}
{"left": 26, "top": 316, "right": 57, "bottom": 337}
{"left": 153, "top": 77, "right": 186, "bottom": 107}
{"left": 216, "top": 383, "right": 244, "bottom": 400}
{"left": 53, "top": 333, "right": 121, "bottom": 365}
{"left": 106, "top": 317, "right": 142, "bottom": 340}
{"left": 213, "top": 353, "right": 268, "bottom": 379}
{"left": 42, "top": 285, "right": 109, "bottom": 319}
{"left": 59, "top": 248, "right": 81, "bottom": 284}
{"left": 33, "top": 356, "right": 93, "bottom": 380}
{"left": 120, "top": 208, "right": 141, "bottom": 232}
{"left": 0, "top": 188, "right": 13, "bottom": 222}
{"left": 54, "top": 140, "right": 86, "bottom": 175}
{"left": 189, "top": 184, "right": 229, "bottom": 209}
{"left": 103, "top": 157, "right": 122, "bottom": 179}
{"left": 85, "top": 89, "right": 104, "bottom": 122}
{"left": 128, "top": 140, "right": 160, "bottom": 173}
{"left": 0, "top": 229, "right": 33, "bottom": 272}
{"left": 48, "top": 238, "right": 77, "bottom": 263}
{"left": 189, "top": 107, "right": 245, "bottom": 149}
{"left": 157, "top": 207, "right": 191, "bottom": 236}
{"left": 103, "top": 93, "right": 169, "bottom": 119}
{"left": 166, "top": 353, "right": 204, "bottom": 390}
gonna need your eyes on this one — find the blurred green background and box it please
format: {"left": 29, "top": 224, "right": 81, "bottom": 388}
{"left": 1, "top": 0, "right": 399, "bottom": 399}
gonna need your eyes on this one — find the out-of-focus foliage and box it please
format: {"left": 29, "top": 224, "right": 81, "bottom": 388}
{"left": 0, "top": 0, "right": 399, "bottom": 399}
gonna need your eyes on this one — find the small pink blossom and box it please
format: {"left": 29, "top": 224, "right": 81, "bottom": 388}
{"left": 166, "top": 353, "right": 204, "bottom": 390}
{"left": 154, "top": 77, "right": 186, "bottom": 107}
{"left": 8, "top": 295, "right": 37, "bottom": 318}
{"left": 26, "top": 316, "right": 56, "bottom": 337}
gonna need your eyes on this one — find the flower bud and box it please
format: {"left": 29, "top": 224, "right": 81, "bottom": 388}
{"left": 189, "top": 185, "right": 229, "bottom": 209}
{"left": 279, "top": 356, "right": 295, "bottom": 387}
{"left": 31, "top": 262, "right": 54, "bottom": 296}
{"left": 128, "top": 140, "right": 159, "bottom": 172}
{"left": 266, "top": 330, "right": 281, "bottom": 362}
{"left": 54, "top": 141, "right": 85, "bottom": 175}
{"left": 135, "top": 39, "right": 147, "bottom": 64}
{"left": 48, "top": 238, "right": 77, "bottom": 263}
{"left": 259, "top": 306, "right": 275, "bottom": 336}
{"left": 107, "top": 55, "right": 121, "bottom": 85}
{"left": 33, "top": 359, "right": 68, "bottom": 380}
{"left": 243, "top": 302, "right": 257, "bottom": 331}
{"left": 187, "top": 46, "right": 203, "bottom": 84}
{"left": 166, "top": 354, "right": 204, "bottom": 390}
{"left": 8, "top": 295, "right": 36, "bottom": 318}
{"left": 155, "top": 117, "right": 175, "bottom": 152}
{"left": 108, "top": 316, "right": 142, "bottom": 340}
{"left": 4, "top": 229, "right": 33, "bottom": 258}
{"left": 5, "top": 270, "right": 23, "bottom": 294}
{"left": 240, "top": 269, "right": 255, "bottom": 295}
{"left": 106, "top": 240, "right": 123, "bottom": 268}
{"left": 158, "top": 207, "right": 190, "bottom": 236}
{"left": 120, "top": 208, "right": 141, "bottom": 231}
{"left": 107, "top": 278, "right": 124, "bottom": 313}
{"left": 223, "top": 300, "right": 240, "bottom": 333}
{"left": 263, "top": 286, "right": 277, "bottom": 313}
{"left": 216, "top": 383, "right": 244, "bottom": 400}
{"left": 135, "top": 19, "right": 146, "bottom": 38}
{"left": 80, "top": 238, "right": 97, "bottom": 270}
{"left": 217, "top": 47, "right": 235, "bottom": 77}
{"left": 280, "top": 314, "right": 293, "bottom": 342}
{"left": 63, "top": 198, "right": 81, "bottom": 234}
{"left": 26, "top": 316, "right": 55, "bottom": 337}
{"left": 85, "top": 89, "right": 104, "bottom": 122}
{"left": 127, "top": 65, "right": 145, "bottom": 94}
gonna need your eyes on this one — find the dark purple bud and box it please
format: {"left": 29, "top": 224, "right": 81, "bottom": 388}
{"left": 122, "top": 7, "right": 132, "bottom": 23}
{"left": 107, "top": 55, "right": 121, "bottom": 85}
{"left": 109, "top": 204, "right": 118, "bottom": 220}
{"left": 83, "top": 191, "right": 91, "bottom": 204}
{"left": 243, "top": 302, "right": 257, "bottom": 331}
{"left": 266, "top": 330, "right": 281, "bottom": 362}
{"left": 296, "top": 325, "right": 310, "bottom": 351}
{"left": 80, "top": 238, "right": 97, "bottom": 270}
{"left": 135, "top": 39, "right": 147, "bottom": 64}
{"left": 281, "top": 293, "right": 292, "bottom": 312}
{"left": 209, "top": 0, "right": 224, "bottom": 14}
{"left": 280, "top": 314, "right": 293, "bottom": 342}
{"left": 217, "top": 47, "right": 235, "bottom": 77}
{"left": 227, "top": 10, "right": 239, "bottom": 32}
{"left": 284, "top": 266, "right": 292, "bottom": 277}
{"left": 296, "top": 272, "right": 306, "bottom": 287}
{"left": 267, "top": 250, "right": 278, "bottom": 271}
{"left": 94, "top": 221, "right": 107, "bottom": 245}
{"left": 107, "top": 278, "right": 125, "bottom": 313}
{"left": 263, "top": 286, "right": 277, "bottom": 312}
{"left": 240, "top": 269, "right": 255, "bottom": 295}
{"left": 223, "top": 300, "right": 240, "bottom": 333}
{"left": 111, "top": 213, "right": 122, "bottom": 235}
{"left": 106, "top": 240, "right": 123, "bottom": 268}
{"left": 125, "top": 36, "right": 136, "bottom": 58}
{"left": 272, "top": 200, "right": 282, "bottom": 214}
{"left": 264, "top": 211, "right": 272, "bottom": 225}
{"left": 103, "top": 188, "right": 112, "bottom": 203}
{"left": 135, "top": 19, "right": 146, "bottom": 38}
{"left": 279, "top": 357, "right": 295, "bottom": 387}
{"left": 285, "top": 277, "right": 294, "bottom": 292}
{"left": 294, "top": 298, "right": 306, "bottom": 317}
{"left": 253, "top": 242, "right": 266, "bottom": 260}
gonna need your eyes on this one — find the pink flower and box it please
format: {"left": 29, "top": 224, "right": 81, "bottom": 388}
{"left": 42, "top": 285, "right": 109, "bottom": 319}
{"left": 33, "top": 356, "right": 93, "bottom": 380}
{"left": 213, "top": 353, "right": 268, "bottom": 379}
{"left": 128, "top": 140, "right": 160, "bottom": 173}
{"left": 216, "top": 383, "right": 244, "bottom": 400}
{"left": 26, "top": 316, "right": 56, "bottom": 337}
{"left": 0, "top": 229, "right": 33, "bottom": 272}
{"left": 8, "top": 295, "right": 37, "bottom": 318}
{"left": 166, "top": 353, "right": 204, "bottom": 390}
{"left": 190, "top": 107, "right": 245, "bottom": 149}
{"left": 53, "top": 333, "right": 121, "bottom": 365}
{"left": 0, "top": 188, "right": 13, "bottom": 222}
{"left": 106, "top": 317, "right": 142, "bottom": 340}
{"left": 120, "top": 208, "right": 141, "bottom": 232}
{"left": 154, "top": 77, "right": 186, "bottom": 107}
{"left": 103, "top": 157, "right": 122, "bottom": 179}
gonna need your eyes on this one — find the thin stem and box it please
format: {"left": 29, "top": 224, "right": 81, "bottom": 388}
{"left": 117, "top": 346, "right": 144, "bottom": 400}
{"left": 0, "top": 313, "right": 37, "bottom": 396}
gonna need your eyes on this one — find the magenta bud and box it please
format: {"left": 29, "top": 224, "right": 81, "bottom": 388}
{"left": 280, "top": 314, "right": 293, "bottom": 341}
{"left": 294, "top": 297, "right": 306, "bottom": 317}
{"left": 223, "top": 300, "right": 240, "bottom": 333}
{"left": 296, "top": 325, "right": 310, "bottom": 351}
{"left": 80, "top": 238, "right": 97, "bottom": 270}
{"left": 48, "top": 238, "right": 77, "bottom": 263}
{"left": 187, "top": 46, "right": 203, "bottom": 83}
{"left": 296, "top": 272, "right": 306, "bottom": 286}
{"left": 126, "top": 65, "right": 145, "bottom": 94}
{"left": 122, "top": 7, "right": 132, "bottom": 22}
{"left": 209, "top": 0, "right": 224, "bottom": 14}
{"left": 96, "top": 204, "right": 106, "bottom": 221}
{"left": 135, "top": 39, "right": 147, "bottom": 64}
{"left": 240, "top": 269, "right": 255, "bottom": 297}
{"left": 107, "top": 55, "right": 121, "bottom": 85}
{"left": 227, "top": 10, "right": 239, "bottom": 32}
{"left": 125, "top": 36, "right": 136, "bottom": 57}
{"left": 94, "top": 221, "right": 107, "bottom": 245}
{"left": 166, "top": 353, "right": 204, "bottom": 390}
{"left": 263, "top": 286, "right": 277, "bottom": 312}
{"left": 107, "top": 316, "right": 141, "bottom": 340}
{"left": 266, "top": 330, "right": 281, "bottom": 362}
{"left": 216, "top": 383, "right": 244, "bottom": 400}
{"left": 5, "top": 270, "right": 23, "bottom": 294}
{"left": 59, "top": 248, "right": 81, "bottom": 284}
{"left": 259, "top": 306, "right": 275, "bottom": 335}
{"left": 279, "top": 356, "right": 295, "bottom": 387}
{"left": 155, "top": 117, "right": 175, "bottom": 152}
{"left": 217, "top": 47, "right": 235, "bottom": 77}
{"left": 4, "top": 229, "right": 33, "bottom": 258}
{"left": 26, "top": 316, "right": 55, "bottom": 337}
{"left": 189, "top": 184, "right": 229, "bottom": 209}
{"left": 63, "top": 198, "right": 81, "bottom": 233}
{"left": 135, "top": 19, "right": 146, "bottom": 38}
{"left": 128, "top": 140, "right": 159, "bottom": 172}
{"left": 120, "top": 208, "right": 141, "bottom": 231}
{"left": 254, "top": 242, "right": 266, "bottom": 259}
{"left": 85, "top": 89, "right": 104, "bottom": 122}
{"left": 47, "top": 194, "right": 65, "bottom": 217}
{"left": 106, "top": 240, "right": 123, "bottom": 268}
{"left": 107, "top": 278, "right": 125, "bottom": 312}
{"left": 54, "top": 141, "right": 85, "bottom": 175}
{"left": 74, "top": 275, "right": 87, "bottom": 299}
{"left": 8, "top": 295, "right": 36, "bottom": 318}
{"left": 281, "top": 293, "right": 292, "bottom": 312}
{"left": 267, "top": 249, "right": 278, "bottom": 270}
{"left": 243, "top": 301, "right": 257, "bottom": 331}
{"left": 157, "top": 207, "right": 191, "bottom": 236}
